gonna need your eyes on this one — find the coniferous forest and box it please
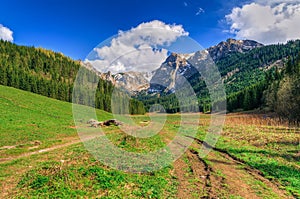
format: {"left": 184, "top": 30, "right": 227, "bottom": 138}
{"left": 264, "top": 54, "right": 300, "bottom": 124}
{"left": 0, "top": 40, "right": 145, "bottom": 114}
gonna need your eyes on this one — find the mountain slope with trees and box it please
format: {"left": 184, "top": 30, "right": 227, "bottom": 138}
{"left": 264, "top": 53, "right": 300, "bottom": 124}
{"left": 0, "top": 40, "right": 145, "bottom": 114}
{"left": 139, "top": 40, "right": 300, "bottom": 116}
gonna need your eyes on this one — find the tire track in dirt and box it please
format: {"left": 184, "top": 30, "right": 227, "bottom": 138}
{"left": 175, "top": 148, "right": 226, "bottom": 199}
{"left": 174, "top": 149, "right": 212, "bottom": 198}
{"left": 207, "top": 152, "right": 264, "bottom": 199}
{"left": 188, "top": 149, "right": 212, "bottom": 197}
{"left": 174, "top": 136, "right": 293, "bottom": 198}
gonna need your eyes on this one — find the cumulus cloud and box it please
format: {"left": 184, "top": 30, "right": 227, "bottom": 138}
{"left": 255, "top": 0, "right": 300, "bottom": 6}
{"left": 0, "top": 24, "right": 13, "bottom": 42}
{"left": 226, "top": 1, "right": 300, "bottom": 44}
{"left": 86, "top": 20, "right": 189, "bottom": 74}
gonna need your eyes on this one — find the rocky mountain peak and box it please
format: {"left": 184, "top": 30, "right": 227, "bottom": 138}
{"left": 164, "top": 53, "right": 188, "bottom": 68}
{"left": 165, "top": 52, "right": 179, "bottom": 62}
{"left": 149, "top": 52, "right": 193, "bottom": 93}
{"left": 208, "top": 38, "right": 264, "bottom": 61}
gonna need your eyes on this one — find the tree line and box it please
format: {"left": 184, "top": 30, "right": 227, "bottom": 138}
{"left": 0, "top": 40, "right": 145, "bottom": 114}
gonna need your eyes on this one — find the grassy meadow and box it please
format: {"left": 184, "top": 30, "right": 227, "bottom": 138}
{"left": 0, "top": 85, "right": 299, "bottom": 198}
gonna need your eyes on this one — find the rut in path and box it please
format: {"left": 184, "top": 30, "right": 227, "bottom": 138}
{"left": 174, "top": 138, "right": 293, "bottom": 199}
{"left": 175, "top": 149, "right": 214, "bottom": 198}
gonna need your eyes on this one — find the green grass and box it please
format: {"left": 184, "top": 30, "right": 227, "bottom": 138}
{"left": 14, "top": 144, "right": 177, "bottom": 198}
{"left": 1, "top": 85, "right": 300, "bottom": 198}
{"left": 0, "top": 85, "right": 111, "bottom": 157}
{"left": 0, "top": 86, "right": 178, "bottom": 197}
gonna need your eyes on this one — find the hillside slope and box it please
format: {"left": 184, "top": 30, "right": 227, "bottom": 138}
{"left": 0, "top": 85, "right": 112, "bottom": 158}
{"left": 0, "top": 40, "right": 145, "bottom": 114}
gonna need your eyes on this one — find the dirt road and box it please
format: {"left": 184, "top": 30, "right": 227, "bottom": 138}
{"left": 174, "top": 140, "right": 293, "bottom": 199}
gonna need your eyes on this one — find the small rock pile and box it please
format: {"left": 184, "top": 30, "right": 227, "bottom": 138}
{"left": 87, "top": 119, "right": 122, "bottom": 127}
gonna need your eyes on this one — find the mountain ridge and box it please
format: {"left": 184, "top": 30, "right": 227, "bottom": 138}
{"left": 208, "top": 38, "right": 264, "bottom": 61}
{"left": 89, "top": 38, "right": 264, "bottom": 94}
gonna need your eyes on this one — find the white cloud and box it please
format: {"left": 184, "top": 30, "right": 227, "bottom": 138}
{"left": 226, "top": 1, "right": 300, "bottom": 44}
{"left": 86, "top": 20, "right": 188, "bottom": 73}
{"left": 0, "top": 24, "right": 13, "bottom": 42}
{"left": 196, "top": 7, "right": 205, "bottom": 15}
{"left": 255, "top": 0, "right": 300, "bottom": 6}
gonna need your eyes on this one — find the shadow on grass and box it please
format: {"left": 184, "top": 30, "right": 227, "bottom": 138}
{"left": 228, "top": 140, "right": 300, "bottom": 162}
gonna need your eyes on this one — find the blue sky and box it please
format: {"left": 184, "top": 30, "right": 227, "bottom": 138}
{"left": 1, "top": 0, "right": 300, "bottom": 60}
{"left": 0, "top": 0, "right": 245, "bottom": 59}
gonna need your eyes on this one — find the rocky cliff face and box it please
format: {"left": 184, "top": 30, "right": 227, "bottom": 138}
{"left": 208, "top": 38, "right": 264, "bottom": 61}
{"left": 114, "top": 71, "right": 150, "bottom": 93}
{"left": 81, "top": 62, "right": 150, "bottom": 93}
{"left": 149, "top": 50, "right": 212, "bottom": 93}
{"left": 150, "top": 53, "right": 192, "bottom": 93}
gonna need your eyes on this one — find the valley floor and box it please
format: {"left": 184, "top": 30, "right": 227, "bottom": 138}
{"left": 1, "top": 113, "right": 299, "bottom": 198}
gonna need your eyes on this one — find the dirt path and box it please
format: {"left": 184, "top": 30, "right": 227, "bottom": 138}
{"left": 209, "top": 151, "right": 291, "bottom": 198}
{"left": 174, "top": 140, "right": 293, "bottom": 199}
{"left": 175, "top": 149, "right": 211, "bottom": 198}
{"left": 0, "top": 138, "right": 81, "bottom": 164}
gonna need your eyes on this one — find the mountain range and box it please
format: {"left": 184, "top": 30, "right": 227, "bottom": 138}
{"left": 99, "top": 38, "right": 300, "bottom": 113}
{"left": 87, "top": 38, "right": 265, "bottom": 94}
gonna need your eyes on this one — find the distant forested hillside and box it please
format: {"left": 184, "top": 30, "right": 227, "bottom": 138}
{"left": 264, "top": 53, "right": 300, "bottom": 124}
{"left": 0, "top": 40, "right": 145, "bottom": 114}
{"left": 225, "top": 41, "right": 300, "bottom": 114}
